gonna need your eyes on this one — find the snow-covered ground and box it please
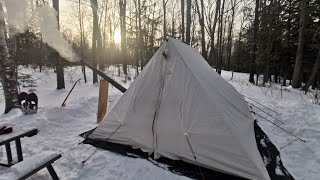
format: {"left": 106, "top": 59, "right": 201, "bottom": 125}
{"left": 0, "top": 66, "right": 319, "bottom": 180}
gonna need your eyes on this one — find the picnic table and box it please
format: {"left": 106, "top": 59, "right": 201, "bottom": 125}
{"left": 0, "top": 125, "right": 38, "bottom": 167}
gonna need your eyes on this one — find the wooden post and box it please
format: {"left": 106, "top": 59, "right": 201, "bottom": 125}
{"left": 97, "top": 80, "right": 109, "bottom": 123}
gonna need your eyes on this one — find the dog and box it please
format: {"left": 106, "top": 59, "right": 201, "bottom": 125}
{"left": 25, "top": 93, "right": 38, "bottom": 114}
{"left": 19, "top": 92, "right": 38, "bottom": 115}
{"left": 18, "top": 92, "right": 28, "bottom": 105}
{"left": 18, "top": 92, "right": 28, "bottom": 114}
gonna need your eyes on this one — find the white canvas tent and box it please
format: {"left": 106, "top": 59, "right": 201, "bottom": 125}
{"left": 89, "top": 37, "right": 270, "bottom": 180}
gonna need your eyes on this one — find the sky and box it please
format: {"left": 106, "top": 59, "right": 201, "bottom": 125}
{"left": 59, "top": 0, "right": 73, "bottom": 28}
{"left": 58, "top": 0, "right": 120, "bottom": 45}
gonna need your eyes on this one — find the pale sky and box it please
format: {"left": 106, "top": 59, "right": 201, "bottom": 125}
{"left": 59, "top": 0, "right": 72, "bottom": 26}
{"left": 58, "top": 0, "right": 120, "bottom": 44}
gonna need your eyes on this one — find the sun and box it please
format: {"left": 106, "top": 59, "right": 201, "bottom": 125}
{"left": 114, "top": 29, "right": 121, "bottom": 44}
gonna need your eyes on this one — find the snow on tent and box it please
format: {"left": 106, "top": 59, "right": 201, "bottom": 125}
{"left": 83, "top": 37, "right": 294, "bottom": 180}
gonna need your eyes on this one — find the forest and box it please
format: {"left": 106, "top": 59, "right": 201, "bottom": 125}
{"left": 0, "top": 0, "right": 320, "bottom": 113}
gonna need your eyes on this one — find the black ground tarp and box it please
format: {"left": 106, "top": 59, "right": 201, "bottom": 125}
{"left": 80, "top": 121, "right": 294, "bottom": 180}
{"left": 254, "top": 121, "right": 294, "bottom": 180}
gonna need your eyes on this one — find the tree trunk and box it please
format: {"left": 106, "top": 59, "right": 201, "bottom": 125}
{"left": 237, "top": 15, "right": 245, "bottom": 72}
{"left": 292, "top": 0, "right": 308, "bottom": 88}
{"left": 249, "top": 0, "right": 260, "bottom": 83}
{"left": 171, "top": 4, "right": 175, "bottom": 37}
{"left": 283, "top": 0, "right": 292, "bottom": 86}
{"left": 181, "top": 0, "right": 185, "bottom": 42}
{"left": 217, "top": 0, "right": 225, "bottom": 75}
{"left": 134, "top": 1, "right": 139, "bottom": 76}
{"left": 120, "top": 0, "right": 127, "bottom": 78}
{"left": 263, "top": 0, "right": 274, "bottom": 85}
{"left": 208, "top": 0, "right": 221, "bottom": 67}
{"left": 79, "top": 0, "right": 87, "bottom": 83}
{"left": 303, "top": 49, "right": 320, "bottom": 92}
{"left": 195, "top": 0, "right": 207, "bottom": 59}
{"left": 185, "top": 0, "right": 191, "bottom": 45}
{"left": 0, "top": 2, "right": 18, "bottom": 114}
{"left": 53, "top": 0, "right": 65, "bottom": 89}
{"left": 90, "top": 0, "right": 102, "bottom": 84}
{"left": 226, "top": 0, "right": 236, "bottom": 71}
{"left": 163, "top": 0, "right": 168, "bottom": 40}
{"left": 138, "top": 0, "right": 144, "bottom": 69}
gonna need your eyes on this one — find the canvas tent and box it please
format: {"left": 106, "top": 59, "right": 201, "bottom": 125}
{"left": 86, "top": 37, "right": 292, "bottom": 180}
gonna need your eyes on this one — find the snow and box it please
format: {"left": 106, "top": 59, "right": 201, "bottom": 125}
{"left": 263, "top": 156, "right": 271, "bottom": 166}
{"left": 0, "top": 152, "right": 60, "bottom": 180}
{"left": 260, "top": 139, "right": 267, "bottom": 147}
{"left": 275, "top": 156, "right": 284, "bottom": 176}
{"left": 223, "top": 71, "right": 320, "bottom": 180}
{"left": 0, "top": 66, "right": 319, "bottom": 180}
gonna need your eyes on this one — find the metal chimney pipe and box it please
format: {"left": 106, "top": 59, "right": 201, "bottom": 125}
{"left": 81, "top": 60, "right": 127, "bottom": 93}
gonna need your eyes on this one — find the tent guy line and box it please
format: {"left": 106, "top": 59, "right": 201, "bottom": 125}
{"left": 246, "top": 101, "right": 285, "bottom": 124}
{"left": 243, "top": 95, "right": 280, "bottom": 115}
{"left": 184, "top": 133, "right": 206, "bottom": 180}
{"left": 250, "top": 110, "right": 306, "bottom": 142}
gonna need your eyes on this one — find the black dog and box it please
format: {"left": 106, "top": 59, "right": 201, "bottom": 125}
{"left": 18, "top": 92, "right": 28, "bottom": 105}
{"left": 19, "top": 92, "right": 38, "bottom": 115}
{"left": 25, "top": 93, "right": 38, "bottom": 114}
{"left": 18, "top": 92, "right": 28, "bottom": 114}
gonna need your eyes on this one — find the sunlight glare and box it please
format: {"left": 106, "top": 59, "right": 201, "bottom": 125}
{"left": 114, "top": 29, "right": 121, "bottom": 44}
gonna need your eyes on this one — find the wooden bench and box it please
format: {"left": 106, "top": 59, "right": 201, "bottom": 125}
{"left": 0, "top": 152, "right": 61, "bottom": 180}
{"left": 0, "top": 127, "right": 38, "bottom": 167}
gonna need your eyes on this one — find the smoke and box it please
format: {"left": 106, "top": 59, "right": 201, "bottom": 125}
{"left": 3, "top": 0, "right": 80, "bottom": 62}
{"left": 37, "top": 7, "right": 80, "bottom": 62}
{"left": 3, "top": 0, "right": 28, "bottom": 33}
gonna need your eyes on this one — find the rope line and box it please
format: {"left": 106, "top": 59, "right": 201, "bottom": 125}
{"left": 82, "top": 123, "right": 123, "bottom": 165}
{"left": 185, "top": 134, "right": 205, "bottom": 180}
{"left": 82, "top": 148, "right": 98, "bottom": 164}
{"left": 247, "top": 101, "right": 285, "bottom": 125}
{"left": 243, "top": 95, "right": 279, "bottom": 114}
{"left": 280, "top": 139, "right": 299, "bottom": 150}
{"left": 251, "top": 111, "right": 306, "bottom": 142}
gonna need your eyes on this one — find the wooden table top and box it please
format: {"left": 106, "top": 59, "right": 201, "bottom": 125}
{"left": 0, "top": 125, "right": 38, "bottom": 146}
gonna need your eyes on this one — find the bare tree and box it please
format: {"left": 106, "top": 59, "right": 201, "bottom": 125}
{"left": 226, "top": 0, "right": 237, "bottom": 71}
{"left": 236, "top": 7, "right": 247, "bottom": 71}
{"left": 138, "top": 0, "right": 144, "bottom": 69}
{"left": 292, "top": 0, "right": 308, "bottom": 88}
{"left": 195, "top": 0, "right": 207, "bottom": 59}
{"left": 181, "top": 0, "right": 185, "bottom": 42}
{"left": 249, "top": 0, "right": 259, "bottom": 83}
{"left": 163, "top": 0, "right": 169, "bottom": 39}
{"left": 120, "top": 0, "right": 127, "bottom": 77}
{"left": 0, "top": 2, "right": 18, "bottom": 113}
{"left": 90, "top": 0, "right": 102, "bottom": 84}
{"left": 185, "top": 0, "right": 191, "bottom": 45}
{"left": 303, "top": 48, "right": 320, "bottom": 92}
{"left": 216, "top": 0, "right": 226, "bottom": 75}
{"left": 78, "top": 0, "right": 87, "bottom": 83}
{"left": 53, "top": 0, "right": 65, "bottom": 89}
{"left": 208, "top": 0, "right": 221, "bottom": 67}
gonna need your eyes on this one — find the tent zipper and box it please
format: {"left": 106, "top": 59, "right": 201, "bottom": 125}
{"left": 152, "top": 49, "right": 168, "bottom": 159}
